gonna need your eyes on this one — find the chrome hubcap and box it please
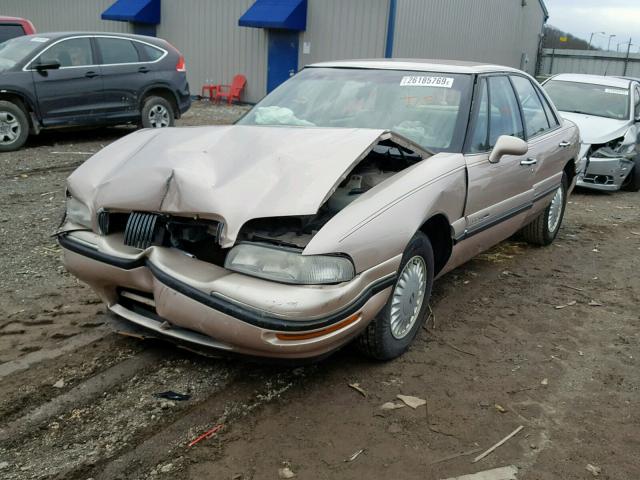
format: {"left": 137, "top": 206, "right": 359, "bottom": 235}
{"left": 547, "top": 185, "right": 564, "bottom": 232}
{"left": 0, "top": 111, "right": 21, "bottom": 144}
{"left": 390, "top": 255, "right": 427, "bottom": 340}
{"left": 148, "top": 104, "right": 170, "bottom": 128}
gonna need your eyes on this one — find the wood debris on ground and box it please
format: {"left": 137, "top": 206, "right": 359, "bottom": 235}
{"left": 472, "top": 426, "right": 524, "bottom": 463}
{"left": 345, "top": 448, "right": 365, "bottom": 462}
{"left": 397, "top": 394, "right": 426, "bottom": 409}
{"left": 348, "top": 382, "right": 367, "bottom": 397}
{"left": 441, "top": 465, "right": 518, "bottom": 480}
{"left": 278, "top": 466, "right": 296, "bottom": 479}
{"left": 586, "top": 464, "right": 601, "bottom": 476}
{"left": 555, "top": 300, "right": 577, "bottom": 309}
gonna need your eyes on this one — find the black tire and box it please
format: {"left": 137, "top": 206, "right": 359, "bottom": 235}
{"left": 521, "top": 174, "right": 568, "bottom": 246}
{"left": 357, "top": 232, "right": 434, "bottom": 360}
{"left": 140, "top": 96, "right": 175, "bottom": 129}
{"left": 622, "top": 156, "right": 640, "bottom": 192}
{"left": 0, "top": 100, "right": 29, "bottom": 152}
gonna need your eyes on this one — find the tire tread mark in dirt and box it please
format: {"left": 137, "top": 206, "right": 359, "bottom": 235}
{"left": 0, "top": 329, "right": 108, "bottom": 379}
{"left": 0, "top": 349, "right": 164, "bottom": 444}
{"left": 61, "top": 371, "right": 299, "bottom": 480}
{"left": 1, "top": 160, "right": 85, "bottom": 179}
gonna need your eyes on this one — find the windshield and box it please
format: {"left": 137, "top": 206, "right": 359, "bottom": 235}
{"left": 544, "top": 80, "right": 630, "bottom": 120}
{"left": 0, "top": 35, "right": 47, "bottom": 72}
{"left": 238, "top": 68, "right": 473, "bottom": 152}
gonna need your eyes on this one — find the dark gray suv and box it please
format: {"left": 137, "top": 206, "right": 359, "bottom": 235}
{"left": 0, "top": 32, "right": 191, "bottom": 151}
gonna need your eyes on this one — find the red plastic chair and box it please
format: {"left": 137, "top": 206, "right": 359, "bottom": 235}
{"left": 214, "top": 74, "right": 247, "bottom": 105}
{"left": 201, "top": 84, "right": 217, "bottom": 100}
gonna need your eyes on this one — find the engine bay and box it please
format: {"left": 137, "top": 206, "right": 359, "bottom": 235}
{"left": 238, "top": 141, "right": 424, "bottom": 249}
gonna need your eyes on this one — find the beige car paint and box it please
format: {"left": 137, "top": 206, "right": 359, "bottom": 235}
{"left": 62, "top": 248, "right": 392, "bottom": 358}
{"left": 58, "top": 60, "right": 581, "bottom": 359}
{"left": 65, "top": 125, "right": 416, "bottom": 248}
{"left": 303, "top": 152, "right": 466, "bottom": 272}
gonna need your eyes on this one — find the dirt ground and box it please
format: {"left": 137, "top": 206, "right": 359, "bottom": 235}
{"left": 0, "top": 101, "right": 638, "bottom": 480}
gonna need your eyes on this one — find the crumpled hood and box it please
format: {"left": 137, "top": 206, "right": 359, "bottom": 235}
{"left": 67, "top": 125, "right": 390, "bottom": 246}
{"left": 559, "top": 111, "right": 631, "bottom": 145}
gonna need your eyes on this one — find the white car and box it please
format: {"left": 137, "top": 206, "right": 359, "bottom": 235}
{"left": 544, "top": 73, "right": 640, "bottom": 192}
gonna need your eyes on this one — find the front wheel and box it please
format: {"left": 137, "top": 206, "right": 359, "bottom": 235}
{"left": 141, "top": 96, "right": 175, "bottom": 129}
{"left": 357, "top": 232, "right": 434, "bottom": 360}
{"left": 521, "top": 174, "right": 568, "bottom": 246}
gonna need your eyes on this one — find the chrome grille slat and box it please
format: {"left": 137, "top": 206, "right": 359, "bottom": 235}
{"left": 124, "top": 212, "right": 160, "bottom": 249}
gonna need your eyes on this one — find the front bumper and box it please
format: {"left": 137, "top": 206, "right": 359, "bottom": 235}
{"left": 577, "top": 156, "right": 634, "bottom": 191}
{"left": 58, "top": 232, "right": 398, "bottom": 359}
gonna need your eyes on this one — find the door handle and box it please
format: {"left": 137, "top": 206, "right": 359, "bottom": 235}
{"left": 138, "top": 66, "right": 149, "bottom": 73}
{"left": 559, "top": 141, "right": 572, "bottom": 148}
{"left": 85, "top": 71, "right": 99, "bottom": 78}
{"left": 520, "top": 158, "right": 537, "bottom": 166}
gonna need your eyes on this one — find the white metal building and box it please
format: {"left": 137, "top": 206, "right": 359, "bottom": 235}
{"left": 0, "top": 0, "right": 548, "bottom": 103}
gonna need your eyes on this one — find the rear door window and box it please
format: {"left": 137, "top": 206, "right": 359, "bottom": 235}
{"left": 0, "top": 24, "right": 25, "bottom": 43}
{"left": 510, "top": 75, "right": 550, "bottom": 138}
{"left": 539, "top": 90, "right": 559, "bottom": 128}
{"left": 37, "top": 38, "right": 94, "bottom": 67}
{"left": 96, "top": 37, "right": 139, "bottom": 64}
{"left": 139, "top": 43, "right": 164, "bottom": 61}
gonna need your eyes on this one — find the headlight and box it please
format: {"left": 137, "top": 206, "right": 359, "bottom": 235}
{"left": 224, "top": 243, "right": 355, "bottom": 285}
{"left": 65, "top": 196, "right": 92, "bottom": 229}
{"left": 591, "top": 137, "right": 636, "bottom": 159}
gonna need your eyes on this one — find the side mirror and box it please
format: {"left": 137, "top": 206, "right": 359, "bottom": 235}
{"left": 489, "top": 135, "right": 528, "bottom": 164}
{"left": 34, "top": 61, "right": 61, "bottom": 72}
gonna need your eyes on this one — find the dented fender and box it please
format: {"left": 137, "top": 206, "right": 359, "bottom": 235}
{"left": 304, "top": 153, "right": 466, "bottom": 272}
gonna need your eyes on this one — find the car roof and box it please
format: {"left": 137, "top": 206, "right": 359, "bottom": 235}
{"left": 549, "top": 73, "right": 632, "bottom": 88}
{"left": 307, "top": 58, "right": 523, "bottom": 75}
{"left": 0, "top": 16, "right": 29, "bottom": 22}
{"left": 24, "top": 31, "right": 167, "bottom": 46}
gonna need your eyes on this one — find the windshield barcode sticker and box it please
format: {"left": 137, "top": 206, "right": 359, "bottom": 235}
{"left": 604, "top": 88, "right": 628, "bottom": 95}
{"left": 400, "top": 76, "right": 454, "bottom": 88}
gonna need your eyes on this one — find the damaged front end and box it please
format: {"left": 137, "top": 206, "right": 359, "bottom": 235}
{"left": 57, "top": 125, "right": 428, "bottom": 358}
{"left": 578, "top": 136, "right": 637, "bottom": 191}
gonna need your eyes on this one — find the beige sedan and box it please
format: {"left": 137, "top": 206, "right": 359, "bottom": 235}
{"left": 58, "top": 60, "right": 580, "bottom": 360}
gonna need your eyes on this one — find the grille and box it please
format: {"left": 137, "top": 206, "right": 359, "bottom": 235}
{"left": 124, "top": 212, "right": 161, "bottom": 249}
{"left": 97, "top": 210, "right": 110, "bottom": 235}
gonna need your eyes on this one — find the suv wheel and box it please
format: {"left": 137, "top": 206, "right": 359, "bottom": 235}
{"left": 141, "top": 96, "right": 175, "bottom": 129}
{"left": 521, "top": 174, "right": 568, "bottom": 246}
{"left": 0, "top": 101, "right": 29, "bottom": 152}
{"left": 357, "top": 232, "right": 434, "bottom": 360}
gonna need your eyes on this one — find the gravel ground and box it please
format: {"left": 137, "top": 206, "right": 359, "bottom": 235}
{"left": 0, "top": 101, "right": 638, "bottom": 480}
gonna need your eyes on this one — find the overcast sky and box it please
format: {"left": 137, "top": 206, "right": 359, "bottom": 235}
{"left": 546, "top": 0, "right": 640, "bottom": 50}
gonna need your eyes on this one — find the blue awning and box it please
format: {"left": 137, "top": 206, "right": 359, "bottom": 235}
{"left": 101, "top": 0, "right": 161, "bottom": 25}
{"left": 239, "top": 0, "right": 307, "bottom": 31}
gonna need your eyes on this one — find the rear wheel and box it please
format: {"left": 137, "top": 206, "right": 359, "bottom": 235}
{"left": 141, "top": 96, "right": 175, "bottom": 129}
{"left": 622, "top": 155, "right": 640, "bottom": 192}
{"left": 357, "top": 232, "right": 434, "bottom": 360}
{"left": 0, "top": 101, "right": 29, "bottom": 152}
{"left": 521, "top": 174, "right": 568, "bottom": 246}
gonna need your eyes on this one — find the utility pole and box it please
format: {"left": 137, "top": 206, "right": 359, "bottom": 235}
{"left": 624, "top": 38, "right": 632, "bottom": 76}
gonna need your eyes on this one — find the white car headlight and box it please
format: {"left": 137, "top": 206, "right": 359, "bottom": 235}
{"left": 224, "top": 243, "right": 355, "bottom": 285}
{"left": 65, "top": 196, "right": 92, "bottom": 229}
{"left": 591, "top": 137, "right": 636, "bottom": 159}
